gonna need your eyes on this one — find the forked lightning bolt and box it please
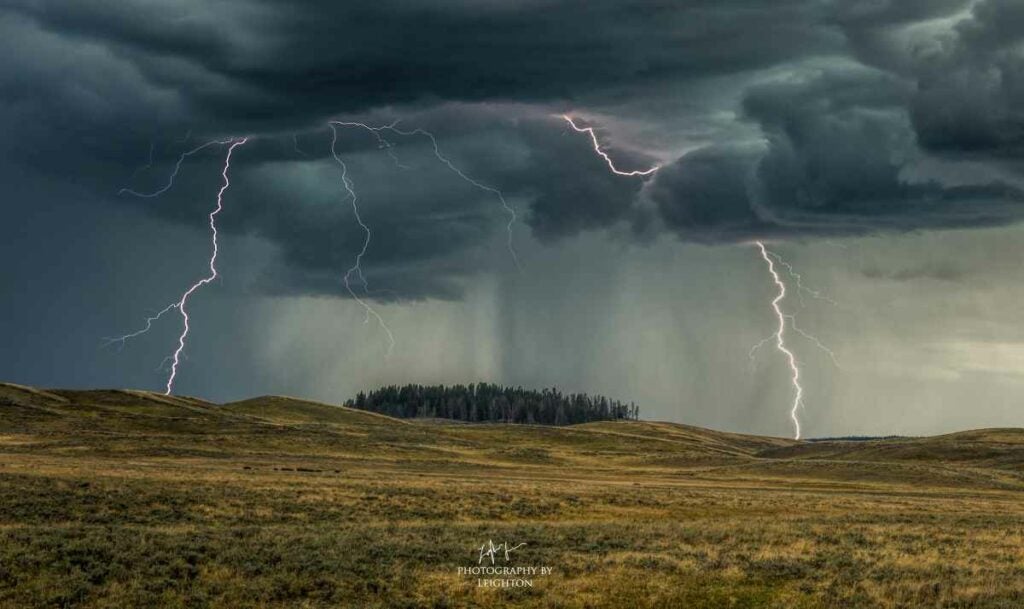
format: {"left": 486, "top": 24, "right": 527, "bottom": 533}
{"left": 754, "top": 241, "right": 806, "bottom": 439}
{"left": 748, "top": 244, "right": 839, "bottom": 438}
{"left": 561, "top": 115, "right": 660, "bottom": 177}
{"left": 330, "top": 120, "right": 521, "bottom": 270}
{"left": 328, "top": 124, "right": 396, "bottom": 356}
{"left": 110, "top": 137, "right": 241, "bottom": 392}
{"left": 162, "top": 137, "right": 248, "bottom": 394}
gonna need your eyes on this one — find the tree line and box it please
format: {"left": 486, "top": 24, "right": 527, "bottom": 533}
{"left": 345, "top": 383, "right": 639, "bottom": 425}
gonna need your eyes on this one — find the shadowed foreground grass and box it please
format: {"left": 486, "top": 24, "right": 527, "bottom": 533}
{"left": 2, "top": 384, "right": 1024, "bottom": 608}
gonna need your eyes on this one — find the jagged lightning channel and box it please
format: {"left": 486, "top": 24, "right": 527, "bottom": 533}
{"left": 330, "top": 121, "right": 408, "bottom": 170}
{"left": 768, "top": 251, "right": 840, "bottom": 308}
{"left": 163, "top": 137, "right": 248, "bottom": 394}
{"left": 330, "top": 120, "right": 521, "bottom": 270}
{"left": 754, "top": 241, "right": 804, "bottom": 439}
{"left": 119, "top": 138, "right": 235, "bottom": 198}
{"left": 102, "top": 302, "right": 179, "bottom": 351}
{"left": 555, "top": 114, "right": 831, "bottom": 439}
{"left": 328, "top": 123, "right": 396, "bottom": 356}
{"left": 107, "top": 138, "right": 237, "bottom": 373}
{"left": 561, "top": 115, "right": 660, "bottom": 177}
{"left": 748, "top": 248, "right": 840, "bottom": 368}
{"left": 126, "top": 141, "right": 156, "bottom": 183}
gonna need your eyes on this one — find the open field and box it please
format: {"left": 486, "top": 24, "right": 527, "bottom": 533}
{"left": 2, "top": 383, "right": 1024, "bottom": 608}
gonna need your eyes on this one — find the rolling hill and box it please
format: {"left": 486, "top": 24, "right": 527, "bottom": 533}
{"left": 3, "top": 382, "right": 1024, "bottom": 608}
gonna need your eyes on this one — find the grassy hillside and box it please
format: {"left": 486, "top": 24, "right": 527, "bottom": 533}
{"left": 2, "top": 384, "right": 1024, "bottom": 608}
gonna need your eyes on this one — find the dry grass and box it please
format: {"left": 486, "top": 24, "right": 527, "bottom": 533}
{"left": 1, "top": 383, "right": 1024, "bottom": 608}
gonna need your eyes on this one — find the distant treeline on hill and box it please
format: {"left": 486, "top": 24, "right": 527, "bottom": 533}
{"left": 344, "top": 383, "right": 639, "bottom": 425}
{"left": 807, "top": 435, "right": 908, "bottom": 442}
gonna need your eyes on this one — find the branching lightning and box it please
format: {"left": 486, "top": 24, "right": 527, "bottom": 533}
{"left": 561, "top": 115, "right": 660, "bottom": 177}
{"left": 328, "top": 123, "right": 396, "bottom": 356}
{"left": 292, "top": 133, "right": 308, "bottom": 158}
{"left": 163, "top": 137, "right": 248, "bottom": 394}
{"left": 126, "top": 141, "right": 156, "bottom": 183}
{"left": 754, "top": 241, "right": 804, "bottom": 439}
{"left": 769, "top": 252, "right": 840, "bottom": 308}
{"left": 107, "top": 109, "right": 838, "bottom": 423}
{"left": 119, "top": 138, "right": 235, "bottom": 198}
{"left": 747, "top": 244, "right": 839, "bottom": 439}
{"left": 331, "top": 121, "right": 408, "bottom": 170}
{"left": 102, "top": 302, "right": 179, "bottom": 351}
{"left": 110, "top": 136, "right": 246, "bottom": 393}
{"left": 786, "top": 315, "right": 840, "bottom": 369}
{"left": 330, "top": 120, "right": 521, "bottom": 270}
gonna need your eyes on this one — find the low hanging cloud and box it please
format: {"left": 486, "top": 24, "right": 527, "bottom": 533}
{"left": 3, "top": 0, "right": 1024, "bottom": 301}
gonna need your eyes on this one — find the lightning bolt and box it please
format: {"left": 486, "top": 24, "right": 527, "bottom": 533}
{"left": 555, "top": 114, "right": 830, "bottom": 439}
{"left": 330, "top": 121, "right": 521, "bottom": 270}
{"left": 786, "top": 315, "right": 840, "bottom": 369}
{"left": 328, "top": 124, "right": 396, "bottom": 356}
{"left": 126, "top": 141, "right": 156, "bottom": 183}
{"left": 330, "top": 121, "right": 408, "bottom": 170}
{"left": 561, "top": 115, "right": 660, "bottom": 177}
{"left": 119, "top": 138, "right": 235, "bottom": 198}
{"left": 768, "top": 251, "right": 839, "bottom": 308}
{"left": 163, "top": 137, "right": 248, "bottom": 394}
{"left": 109, "top": 136, "right": 243, "bottom": 390}
{"left": 754, "top": 241, "right": 805, "bottom": 439}
{"left": 749, "top": 246, "right": 839, "bottom": 368}
{"left": 102, "top": 302, "right": 179, "bottom": 351}
{"left": 292, "top": 133, "right": 308, "bottom": 158}
{"left": 747, "top": 244, "right": 840, "bottom": 439}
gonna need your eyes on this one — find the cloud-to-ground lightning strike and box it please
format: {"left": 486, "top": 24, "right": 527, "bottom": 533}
{"left": 328, "top": 124, "right": 396, "bottom": 356}
{"left": 561, "top": 115, "right": 660, "bottom": 177}
{"left": 330, "top": 120, "right": 521, "bottom": 270}
{"left": 108, "top": 137, "right": 239, "bottom": 380}
{"left": 754, "top": 241, "right": 805, "bottom": 439}
{"left": 163, "top": 137, "right": 249, "bottom": 394}
{"left": 747, "top": 244, "right": 839, "bottom": 438}
{"left": 557, "top": 115, "right": 828, "bottom": 439}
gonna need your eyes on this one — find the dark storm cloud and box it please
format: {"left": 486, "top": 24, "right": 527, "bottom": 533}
{"left": 909, "top": 1, "right": 1024, "bottom": 158}
{"left": 5, "top": 0, "right": 839, "bottom": 127}
{"left": 4, "top": 0, "right": 1024, "bottom": 301}
{"left": 651, "top": 65, "right": 1024, "bottom": 242}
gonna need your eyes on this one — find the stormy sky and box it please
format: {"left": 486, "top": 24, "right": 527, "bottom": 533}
{"left": 3, "top": 0, "right": 1024, "bottom": 437}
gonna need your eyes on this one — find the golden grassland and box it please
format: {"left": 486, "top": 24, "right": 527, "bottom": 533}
{"left": 2, "top": 383, "right": 1024, "bottom": 608}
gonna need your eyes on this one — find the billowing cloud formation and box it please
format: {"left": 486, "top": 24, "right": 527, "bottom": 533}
{"left": 3, "top": 0, "right": 1023, "bottom": 300}
{"left": 651, "top": 66, "right": 1024, "bottom": 241}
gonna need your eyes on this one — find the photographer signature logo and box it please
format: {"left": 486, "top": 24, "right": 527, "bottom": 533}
{"left": 477, "top": 539, "right": 526, "bottom": 564}
{"left": 459, "top": 539, "right": 552, "bottom": 588}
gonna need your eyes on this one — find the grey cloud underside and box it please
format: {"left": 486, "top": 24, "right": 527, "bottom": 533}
{"left": 3, "top": 0, "right": 1024, "bottom": 301}
{"left": 860, "top": 263, "right": 966, "bottom": 283}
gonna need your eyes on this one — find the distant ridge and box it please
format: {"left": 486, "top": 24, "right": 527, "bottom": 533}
{"left": 3, "top": 382, "right": 1024, "bottom": 475}
{"left": 806, "top": 435, "right": 909, "bottom": 442}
